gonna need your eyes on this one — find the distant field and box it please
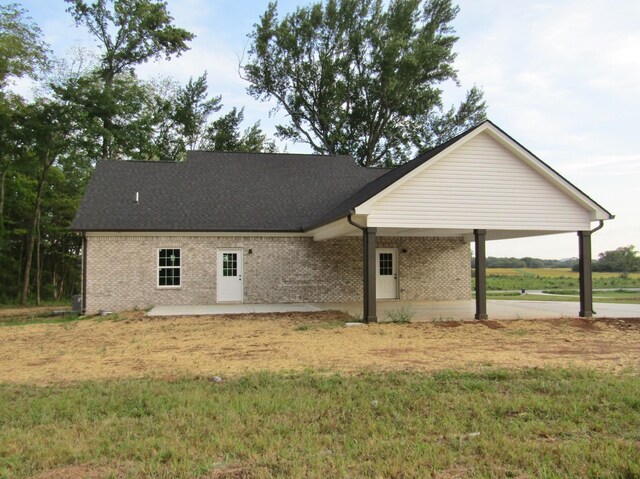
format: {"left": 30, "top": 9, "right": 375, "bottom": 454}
{"left": 487, "top": 268, "right": 640, "bottom": 278}
{"left": 480, "top": 268, "right": 640, "bottom": 291}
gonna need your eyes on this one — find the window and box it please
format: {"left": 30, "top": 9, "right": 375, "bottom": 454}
{"left": 158, "top": 248, "right": 181, "bottom": 287}
{"left": 379, "top": 253, "right": 393, "bottom": 276}
{"left": 222, "top": 252, "right": 238, "bottom": 277}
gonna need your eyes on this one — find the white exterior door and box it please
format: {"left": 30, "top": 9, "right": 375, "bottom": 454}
{"left": 376, "top": 248, "right": 398, "bottom": 299}
{"left": 217, "top": 249, "right": 243, "bottom": 302}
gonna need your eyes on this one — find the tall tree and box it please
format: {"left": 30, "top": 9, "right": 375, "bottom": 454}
{"left": 0, "top": 3, "right": 50, "bottom": 241}
{"left": 243, "top": 0, "right": 486, "bottom": 166}
{"left": 65, "top": 0, "right": 194, "bottom": 160}
{"left": 173, "top": 73, "right": 222, "bottom": 151}
{"left": 0, "top": 3, "right": 50, "bottom": 88}
{"left": 16, "top": 98, "right": 74, "bottom": 304}
{"left": 595, "top": 245, "right": 640, "bottom": 277}
{"left": 202, "top": 107, "right": 276, "bottom": 153}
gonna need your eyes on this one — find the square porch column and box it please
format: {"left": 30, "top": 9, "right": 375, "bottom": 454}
{"left": 363, "top": 227, "right": 377, "bottom": 323}
{"left": 578, "top": 231, "right": 593, "bottom": 318}
{"left": 474, "top": 229, "right": 488, "bottom": 320}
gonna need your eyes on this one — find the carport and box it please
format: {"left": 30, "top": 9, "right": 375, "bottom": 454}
{"left": 306, "top": 122, "right": 613, "bottom": 322}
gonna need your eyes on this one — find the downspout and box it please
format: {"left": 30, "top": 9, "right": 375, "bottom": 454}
{"left": 347, "top": 210, "right": 365, "bottom": 231}
{"left": 82, "top": 233, "right": 87, "bottom": 315}
{"left": 590, "top": 220, "right": 605, "bottom": 234}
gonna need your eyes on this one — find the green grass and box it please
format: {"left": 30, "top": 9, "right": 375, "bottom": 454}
{"left": 0, "top": 300, "right": 72, "bottom": 309}
{"left": 484, "top": 290, "right": 640, "bottom": 304}
{"left": 293, "top": 320, "right": 345, "bottom": 331}
{"left": 1, "top": 369, "right": 639, "bottom": 478}
{"left": 0, "top": 312, "right": 84, "bottom": 327}
{"left": 477, "top": 268, "right": 640, "bottom": 293}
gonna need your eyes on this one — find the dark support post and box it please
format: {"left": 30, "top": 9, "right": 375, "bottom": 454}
{"left": 81, "top": 234, "right": 87, "bottom": 315}
{"left": 474, "top": 229, "right": 488, "bottom": 320}
{"left": 578, "top": 231, "right": 593, "bottom": 318}
{"left": 363, "top": 227, "right": 377, "bottom": 323}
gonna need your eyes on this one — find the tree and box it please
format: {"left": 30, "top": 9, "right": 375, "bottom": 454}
{"left": 594, "top": 245, "right": 640, "bottom": 277}
{"left": 16, "top": 98, "right": 75, "bottom": 304}
{"left": 173, "top": 73, "right": 222, "bottom": 151}
{"left": 202, "top": 107, "right": 277, "bottom": 152}
{"left": 0, "top": 3, "right": 49, "bottom": 242}
{"left": 65, "top": 0, "right": 194, "bottom": 160}
{"left": 0, "top": 3, "right": 50, "bottom": 88}
{"left": 243, "top": 0, "right": 486, "bottom": 166}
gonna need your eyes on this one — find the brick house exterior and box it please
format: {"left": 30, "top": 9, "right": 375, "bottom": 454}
{"left": 72, "top": 121, "right": 612, "bottom": 319}
{"left": 84, "top": 235, "right": 470, "bottom": 314}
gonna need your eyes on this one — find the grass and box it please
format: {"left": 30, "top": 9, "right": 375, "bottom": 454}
{"left": 0, "top": 312, "right": 83, "bottom": 327}
{"left": 479, "top": 268, "right": 640, "bottom": 295}
{"left": 0, "top": 300, "right": 72, "bottom": 309}
{"left": 385, "top": 304, "right": 414, "bottom": 323}
{"left": 484, "top": 289, "right": 640, "bottom": 304}
{"left": 293, "top": 320, "right": 345, "bottom": 331}
{"left": 1, "top": 368, "right": 638, "bottom": 478}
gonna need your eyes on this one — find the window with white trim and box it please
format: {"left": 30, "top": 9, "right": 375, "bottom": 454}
{"left": 158, "top": 248, "right": 181, "bottom": 287}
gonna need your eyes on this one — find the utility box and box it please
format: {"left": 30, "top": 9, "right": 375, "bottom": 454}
{"left": 72, "top": 294, "right": 82, "bottom": 312}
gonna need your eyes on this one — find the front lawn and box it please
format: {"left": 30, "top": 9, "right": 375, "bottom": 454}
{"left": 1, "top": 369, "right": 639, "bottom": 478}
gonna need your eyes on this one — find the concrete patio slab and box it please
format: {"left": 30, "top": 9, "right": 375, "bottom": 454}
{"left": 146, "top": 300, "right": 640, "bottom": 320}
{"left": 147, "top": 303, "right": 323, "bottom": 316}
{"left": 316, "top": 300, "right": 640, "bottom": 321}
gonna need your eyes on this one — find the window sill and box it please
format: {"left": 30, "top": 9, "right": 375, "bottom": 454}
{"left": 156, "top": 286, "right": 182, "bottom": 290}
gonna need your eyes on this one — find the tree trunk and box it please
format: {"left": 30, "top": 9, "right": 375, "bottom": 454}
{"left": 19, "top": 160, "right": 51, "bottom": 305}
{"left": 101, "top": 73, "right": 115, "bottom": 161}
{"left": 0, "top": 164, "right": 9, "bottom": 241}
{"left": 35, "top": 210, "right": 41, "bottom": 306}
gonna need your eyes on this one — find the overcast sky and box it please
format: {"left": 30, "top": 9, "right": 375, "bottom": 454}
{"left": 14, "top": 0, "right": 640, "bottom": 259}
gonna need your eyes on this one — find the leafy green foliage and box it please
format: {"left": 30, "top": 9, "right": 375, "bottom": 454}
{"left": 65, "top": 0, "right": 194, "bottom": 77}
{"left": 65, "top": 0, "right": 195, "bottom": 160}
{"left": 475, "top": 256, "right": 578, "bottom": 269}
{"left": 202, "top": 107, "right": 277, "bottom": 153}
{"left": 243, "top": 0, "right": 486, "bottom": 166}
{"left": 593, "top": 245, "right": 640, "bottom": 276}
{"left": 0, "top": 3, "right": 50, "bottom": 87}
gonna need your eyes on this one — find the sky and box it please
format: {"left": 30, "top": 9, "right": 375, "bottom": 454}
{"left": 12, "top": 0, "right": 640, "bottom": 260}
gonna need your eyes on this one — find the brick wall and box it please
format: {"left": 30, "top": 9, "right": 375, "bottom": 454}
{"left": 84, "top": 234, "right": 471, "bottom": 313}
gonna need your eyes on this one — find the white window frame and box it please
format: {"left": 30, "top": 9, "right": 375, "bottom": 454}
{"left": 157, "top": 247, "right": 182, "bottom": 289}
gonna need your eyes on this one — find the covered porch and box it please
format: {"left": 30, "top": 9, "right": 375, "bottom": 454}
{"left": 305, "top": 122, "right": 613, "bottom": 322}
{"left": 311, "top": 221, "right": 603, "bottom": 322}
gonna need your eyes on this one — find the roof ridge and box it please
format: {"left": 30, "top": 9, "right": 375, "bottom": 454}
{"left": 187, "top": 150, "right": 354, "bottom": 159}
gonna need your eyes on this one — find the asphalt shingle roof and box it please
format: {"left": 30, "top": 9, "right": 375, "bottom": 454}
{"left": 71, "top": 120, "right": 612, "bottom": 232}
{"left": 71, "top": 151, "right": 389, "bottom": 232}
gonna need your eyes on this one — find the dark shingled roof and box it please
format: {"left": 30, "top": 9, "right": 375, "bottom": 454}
{"left": 70, "top": 151, "right": 389, "bottom": 232}
{"left": 71, "top": 120, "right": 613, "bottom": 232}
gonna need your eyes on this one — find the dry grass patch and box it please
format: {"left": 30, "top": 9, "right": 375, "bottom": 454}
{"left": 0, "top": 311, "right": 639, "bottom": 384}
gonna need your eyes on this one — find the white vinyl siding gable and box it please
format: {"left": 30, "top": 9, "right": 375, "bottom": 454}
{"left": 366, "top": 132, "right": 592, "bottom": 231}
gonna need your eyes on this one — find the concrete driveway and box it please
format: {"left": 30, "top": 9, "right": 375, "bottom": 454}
{"left": 147, "top": 300, "right": 640, "bottom": 320}
{"left": 319, "top": 300, "right": 640, "bottom": 321}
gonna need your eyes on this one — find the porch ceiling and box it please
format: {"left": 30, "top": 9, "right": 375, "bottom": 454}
{"left": 309, "top": 217, "right": 581, "bottom": 242}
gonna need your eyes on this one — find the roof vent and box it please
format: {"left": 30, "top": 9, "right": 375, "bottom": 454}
{"left": 135, "top": 192, "right": 139, "bottom": 204}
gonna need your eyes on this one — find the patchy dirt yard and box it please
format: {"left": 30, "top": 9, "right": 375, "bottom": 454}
{"left": 1, "top": 311, "right": 639, "bottom": 384}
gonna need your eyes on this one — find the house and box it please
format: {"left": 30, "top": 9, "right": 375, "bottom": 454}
{"left": 71, "top": 120, "right": 613, "bottom": 320}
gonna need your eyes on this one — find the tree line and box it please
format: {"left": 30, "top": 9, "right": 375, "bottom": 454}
{"left": 1, "top": 0, "right": 485, "bottom": 304}
{"left": 473, "top": 245, "right": 640, "bottom": 276}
